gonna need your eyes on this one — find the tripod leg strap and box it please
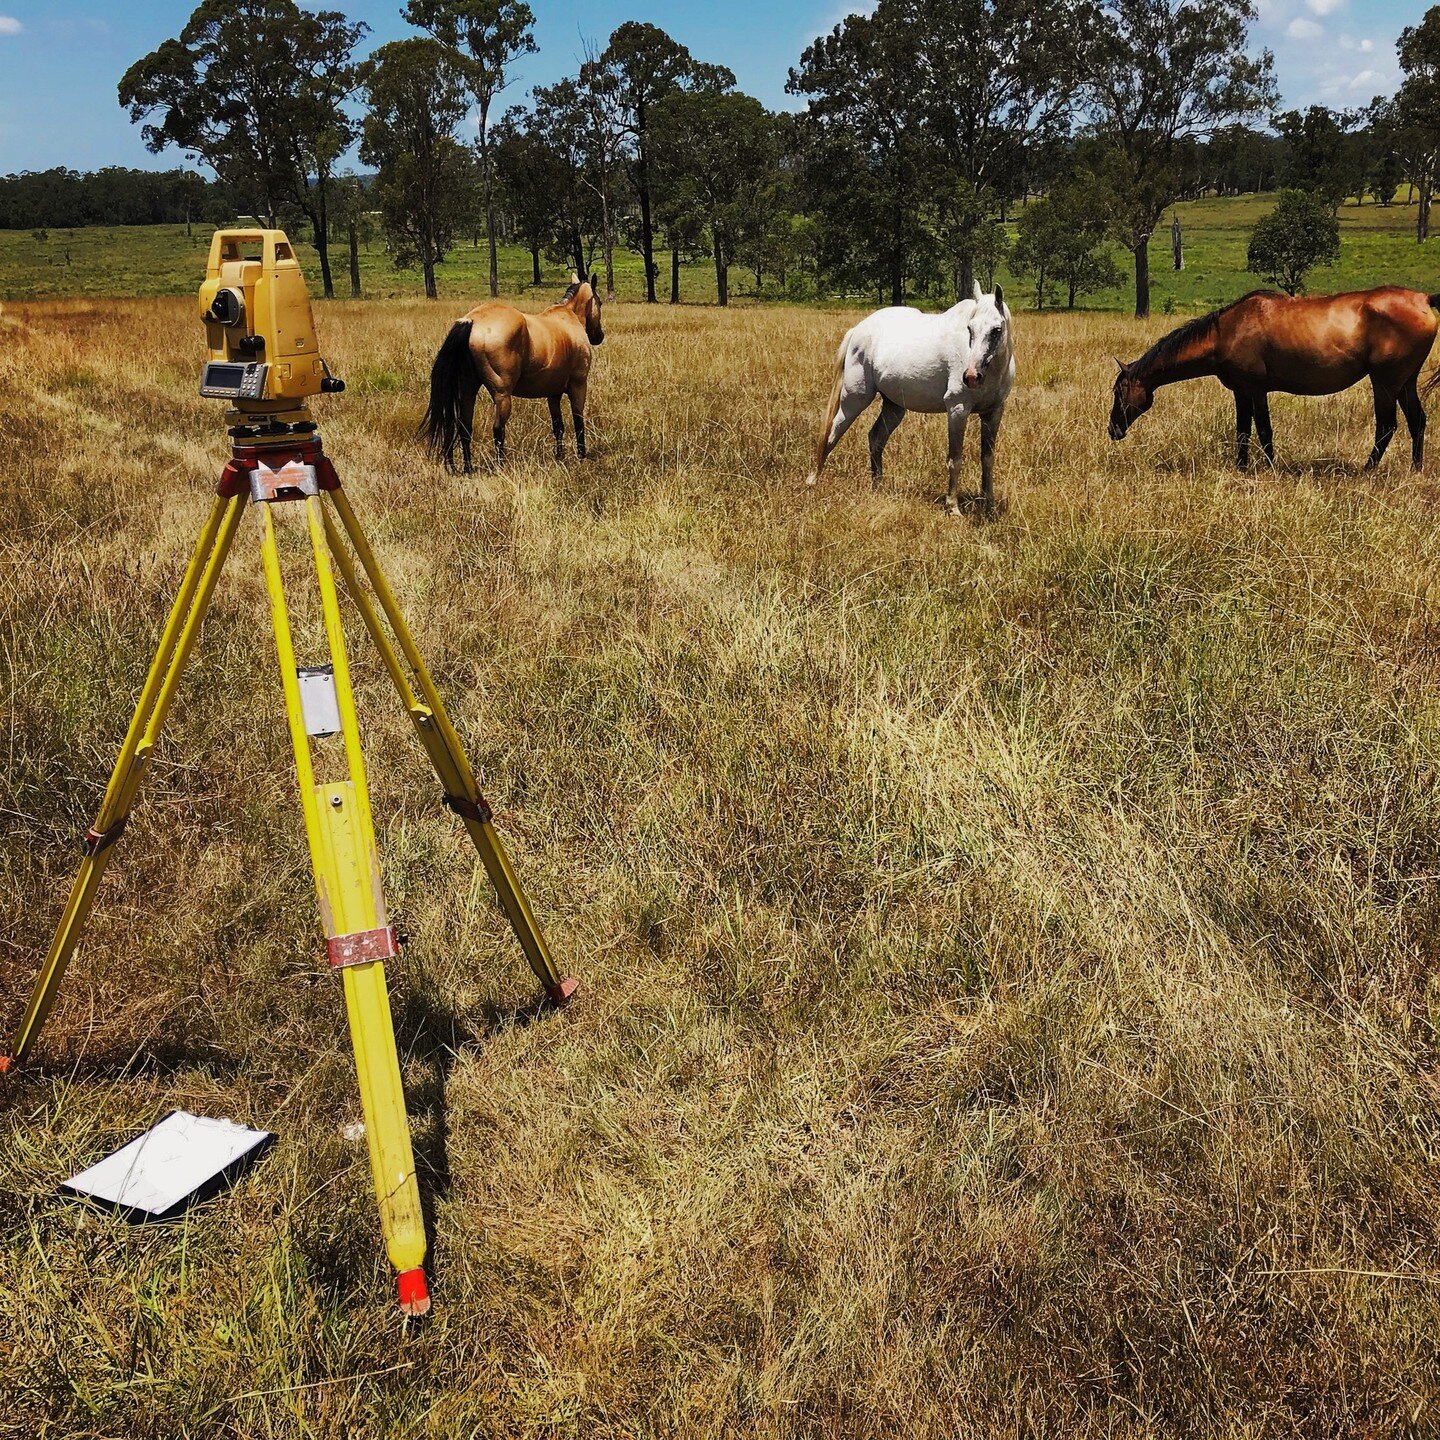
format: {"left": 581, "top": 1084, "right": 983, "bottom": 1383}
{"left": 81, "top": 817, "right": 129, "bottom": 857}
{"left": 442, "top": 792, "right": 493, "bottom": 825}
{"left": 327, "top": 925, "right": 401, "bottom": 969}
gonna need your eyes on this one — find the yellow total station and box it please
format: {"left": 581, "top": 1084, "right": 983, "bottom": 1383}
{"left": 2, "top": 229, "right": 576, "bottom": 1316}
{"left": 198, "top": 227, "right": 343, "bottom": 425}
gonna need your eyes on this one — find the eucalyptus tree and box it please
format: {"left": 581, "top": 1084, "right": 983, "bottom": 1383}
{"left": 1081, "top": 0, "right": 1275, "bottom": 317}
{"left": 359, "top": 38, "right": 473, "bottom": 299}
{"left": 119, "top": 0, "right": 368, "bottom": 297}
{"left": 913, "top": 0, "right": 1079, "bottom": 295}
{"left": 403, "top": 0, "right": 537, "bottom": 296}
{"left": 788, "top": 4, "right": 935, "bottom": 304}
{"left": 493, "top": 109, "right": 568, "bottom": 285}
{"left": 652, "top": 90, "right": 779, "bottom": 306}
{"left": 599, "top": 23, "right": 737, "bottom": 302}
{"left": 1394, "top": 6, "right": 1440, "bottom": 240}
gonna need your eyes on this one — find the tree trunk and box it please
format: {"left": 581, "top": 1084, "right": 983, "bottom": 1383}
{"left": 348, "top": 223, "right": 361, "bottom": 299}
{"left": 601, "top": 174, "right": 615, "bottom": 299}
{"left": 670, "top": 242, "right": 680, "bottom": 304}
{"left": 531, "top": 244, "right": 542, "bottom": 285}
{"left": 1133, "top": 235, "right": 1151, "bottom": 319}
{"left": 715, "top": 240, "right": 728, "bottom": 307}
{"left": 1419, "top": 171, "right": 1432, "bottom": 242}
{"left": 481, "top": 98, "right": 498, "bottom": 297}
{"left": 1068, "top": 276, "right": 1077, "bottom": 308}
{"left": 960, "top": 253, "right": 975, "bottom": 300}
{"left": 573, "top": 232, "right": 585, "bottom": 278}
{"left": 1171, "top": 214, "right": 1183, "bottom": 271}
{"left": 423, "top": 252, "right": 437, "bottom": 300}
{"left": 638, "top": 132, "right": 657, "bottom": 303}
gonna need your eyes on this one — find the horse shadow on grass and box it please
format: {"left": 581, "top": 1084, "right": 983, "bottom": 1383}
{"left": 932, "top": 490, "right": 1010, "bottom": 522}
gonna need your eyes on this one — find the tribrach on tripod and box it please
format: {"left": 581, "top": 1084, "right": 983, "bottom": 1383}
{"left": 1, "top": 229, "right": 575, "bottom": 1316}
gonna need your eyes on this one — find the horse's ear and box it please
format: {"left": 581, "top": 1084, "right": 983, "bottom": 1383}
{"left": 972, "top": 280, "right": 982, "bottom": 302}
{"left": 994, "top": 284, "right": 1004, "bottom": 311}
{"left": 569, "top": 270, "right": 580, "bottom": 285}
{"left": 590, "top": 272, "right": 598, "bottom": 292}
{"left": 1113, "top": 356, "right": 1127, "bottom": 373}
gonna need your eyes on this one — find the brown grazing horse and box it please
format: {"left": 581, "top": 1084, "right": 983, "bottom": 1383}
{"left": 423, "top": 273, "right": 605, "bottom": 471}
{"left": 1110, "top": 287, "right": 1440, "bottom": 470}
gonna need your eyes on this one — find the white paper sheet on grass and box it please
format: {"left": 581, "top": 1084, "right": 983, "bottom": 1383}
{"left": 63, "top": 1111, "right": 272, "bottom": 1218}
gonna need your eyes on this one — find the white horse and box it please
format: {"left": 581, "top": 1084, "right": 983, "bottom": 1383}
{"left": 805, "top": 284, "right": 1015, "bottom": 512}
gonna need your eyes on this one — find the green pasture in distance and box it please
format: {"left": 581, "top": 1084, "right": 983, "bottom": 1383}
{"left": 1, "top": 191, "right": 1436, "bottom": 311}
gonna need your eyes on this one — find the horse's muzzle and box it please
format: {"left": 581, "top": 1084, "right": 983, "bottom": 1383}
{"left": 1108, "top": 420, "right": 1126, "bottom": 441}
{"left": 963, "top": 366, "right": 982, "bottom": 389}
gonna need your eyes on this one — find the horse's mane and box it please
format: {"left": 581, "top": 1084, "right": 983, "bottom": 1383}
{"left": 1134, "top": 290, "right": 1273, "bottom": 373}
{"left": 560, "top": 281, "right": 583, "bottom": 301}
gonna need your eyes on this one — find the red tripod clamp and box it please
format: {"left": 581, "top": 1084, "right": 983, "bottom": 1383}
{"left": 217, "top": 437, "right": 341, "bottom": 500}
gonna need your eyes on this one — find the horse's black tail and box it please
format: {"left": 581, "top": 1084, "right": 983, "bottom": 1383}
{"left": 421, "top": 319, "right": 474, "bottom": 468}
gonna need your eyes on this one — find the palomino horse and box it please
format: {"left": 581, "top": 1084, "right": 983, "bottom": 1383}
{"left": 1109, "top": 287, "right": 1440, "bottom": 470}
{"left": 423, "top": 273, "right": 605, "bottom": 470}
{"left": 806, "top": 285, "right": 1015, "bottom": 512}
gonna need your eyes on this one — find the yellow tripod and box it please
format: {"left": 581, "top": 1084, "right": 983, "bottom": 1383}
{"left": 1, "top": 435, "right": 574, "bottom": 1316}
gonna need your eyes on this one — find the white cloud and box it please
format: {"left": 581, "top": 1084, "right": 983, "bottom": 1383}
{"left": 0, "top": 16, "right": 23, "bottom": 35}
{"left": 1359, "top": 38, "right": 1373, "bottom": 52}
{"left": 1287, "top": 17, "right": 1324, "bottom": 38}
{"left": 1306, "top": 0, "right": 1344, "bottom": 14}
{"left": 1346, "top": 67, "right": 1381, "bottom": 88}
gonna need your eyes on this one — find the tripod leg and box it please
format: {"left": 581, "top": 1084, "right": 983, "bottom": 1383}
{"left": 323, "top": 490, "right": 575, "bottom": 1005}
{"left": 3, "top": 492, "right": 245, "bottom": 1072}
{"left": 259, "top": 497, "right": 429, "bottom": 1315}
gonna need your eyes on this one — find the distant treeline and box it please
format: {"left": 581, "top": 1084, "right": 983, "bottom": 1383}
{"left": 12, "top": 0, "right": 1440, "bottom": 320}
{"left": 0, "top": 167, "right": 242, "bottom": 230}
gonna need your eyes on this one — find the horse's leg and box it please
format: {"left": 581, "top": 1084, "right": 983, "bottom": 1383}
{"left": 942, "top": 406, "right": 970, "bottom": 515}
{"left": 1366, "top": 378, "right": 1397, "bottom": 470}
{"left": 867, "top": 397, "right": 905, "bottom": 487}
{"left": 492, "top": 391, "right": 512, "bottom": 460}
{"left": 979, "top": 403, "right": 1005, "bottom": 509}
{"left": 568, "top": 377, "right": 588, "bottom": 459}
{"left": 1233, "top": 389, "right": 1253, "bottom": 470}
{"left": 1398, "top": 373, "right": 1426, "bottom": 471}
{"left": 1253, "top": 392, "right": 1275, "bottom": 466}
{"left": 809, "top": 371, "right": 874, "bottom": 484}
{"left": 548, "top": 395, "right": 566, "bottom": 462}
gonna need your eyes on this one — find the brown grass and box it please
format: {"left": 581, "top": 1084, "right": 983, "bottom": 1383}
{"left": 3, "top": 293, "right": 1440, "bottom": 1438}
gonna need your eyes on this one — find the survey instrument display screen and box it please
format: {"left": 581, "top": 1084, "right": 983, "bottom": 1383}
{"left": 199, "top": 361, "right": 268, "bottom": 401}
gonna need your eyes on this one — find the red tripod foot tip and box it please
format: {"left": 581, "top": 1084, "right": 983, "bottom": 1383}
{"left": 397, "top": 1267, "right": 430, "bottom": 1317}
{"left": 0, "top": 1056, "right": 12, "bottom": 1077}
{"left": 546, "top": 978, "right": 578, "bottom": 1006}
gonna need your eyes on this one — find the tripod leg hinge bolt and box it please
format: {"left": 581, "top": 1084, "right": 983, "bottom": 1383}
{"left": 397, "top": 1267, "right": 431, "bottom": 1316}
{"left": 326, "top": 925, "right": 401, "bottom": 969}
{"left": 81, "top": 818, "right": 128, "bottom": 857}
{"left": 443, "top": 792, "right": 493, "bottom": 825}
{"left": 546, "top": 978, "right": 579, "bottom": 1006}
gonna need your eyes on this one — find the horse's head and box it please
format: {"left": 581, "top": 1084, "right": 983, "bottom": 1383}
{"left": 1108, "top": 358, "right": 1152, "bottom": 440}
{"left": 963, "top": 284, "right": 1010, "bottom": 390}
{"left": 569, "top": 271, "right": 605, "bottom": 345}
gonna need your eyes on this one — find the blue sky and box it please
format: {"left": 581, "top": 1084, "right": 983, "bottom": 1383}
{"left": 0, "top": 0, "right": 1429, "bottom": 173}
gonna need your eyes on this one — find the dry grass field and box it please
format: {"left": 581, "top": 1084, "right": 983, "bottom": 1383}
{"left": 4, "top": 291, "right": 1440, "bottom": 1438}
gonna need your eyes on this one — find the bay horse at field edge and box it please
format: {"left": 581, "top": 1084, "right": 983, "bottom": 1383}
{"left": 423, "top": 272, "right": 605, "bottom": 471}
{"left": 807, "top": 284, "right": 1015, "bottom": 512}
{"left": 1110, "top": 287, "right": 1440, "bottom": 471}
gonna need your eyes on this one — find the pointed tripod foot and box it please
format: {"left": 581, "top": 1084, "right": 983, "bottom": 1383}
{"left": 545, "top": 978, "right": 578, "bottom": 1006}
{"left": 397, "top": 1267, "right": 431, "bottom": 1317}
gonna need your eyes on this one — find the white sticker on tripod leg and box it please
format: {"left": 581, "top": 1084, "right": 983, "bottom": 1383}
{"left": 297, "top": 666, "right": 342, "bottom": 737}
